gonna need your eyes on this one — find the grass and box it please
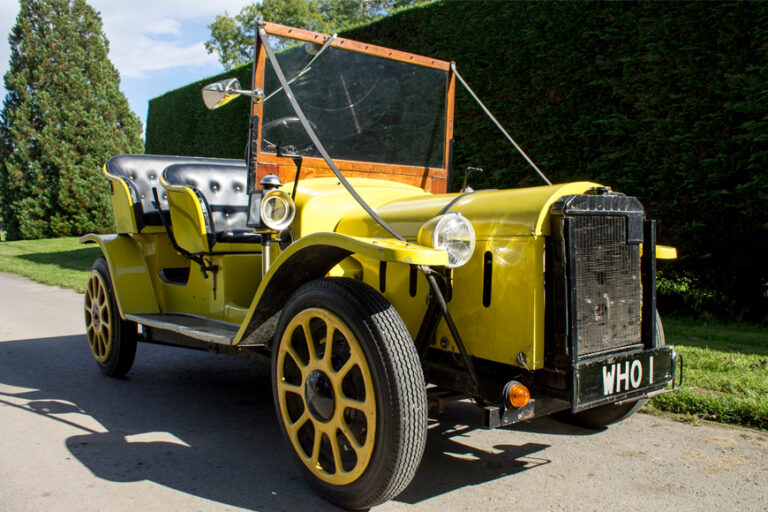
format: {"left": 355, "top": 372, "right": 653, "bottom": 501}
{"left": 648, "top": 317, "right": 768, "bottom": 430}
{"left": 0, "top": 235, "right": 765, "bottom": 430}
{"left": 0, "top": 235, "right": 99, "bottom": 292}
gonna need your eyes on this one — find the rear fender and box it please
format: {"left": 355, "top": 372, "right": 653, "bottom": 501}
{"left": 233, "top": 232, "right": 448, "bottom": 344}
{"left": 79, "top": 234, "right": 160, "bottom": 316}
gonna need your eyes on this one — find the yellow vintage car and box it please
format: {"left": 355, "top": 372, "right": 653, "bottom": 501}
{"left": 81, "top": 21, "right": 681, "bottom": 509}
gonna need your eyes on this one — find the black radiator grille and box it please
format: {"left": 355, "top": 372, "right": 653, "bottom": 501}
{"left": 570, "top": 215, "right": 642, "bottom": 357}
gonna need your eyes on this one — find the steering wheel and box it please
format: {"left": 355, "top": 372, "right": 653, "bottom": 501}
{"left": 261, "top": 116, "right": 318, "bottom": 156}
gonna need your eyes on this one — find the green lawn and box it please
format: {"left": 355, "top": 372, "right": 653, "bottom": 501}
{"left": 0, "top": 235, "right": 765, "bottom": 430}
{"left": 0, "top": 235, "right": 99, "bottom": 292}
{"left": 649, "top": 317, "right": 768, "bottom": 430}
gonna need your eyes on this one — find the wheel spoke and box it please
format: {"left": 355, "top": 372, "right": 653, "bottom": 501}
{"left": 285, "top": 342, "right": 307, "bottom": 371}
{"left": 339, "top": 395, "right": 373, "bottom": 416}
{"left": 330, "top": 430, "right": 343, "bottom": 474}
{"left": 323, "top": 326, "right": 336, "bottom": 367}
{"left": 302, "top": 318, "right": 318, "bottom": 362}
{"left": 339, "top": 421, "right": 363, "bottom": 452}
{"left": 337, "top": 357, "right": 356, "bottom": 379}
{"left": 280, "top": 381, "right": 302, "bottom": 395}
{"left": 96, "top": 333, "right": 104, "bottom": 357}
{"left": 286, "top": 409, "right": 309, "bottom": 435}
{"left": 310, "top": 428, "right": 322, "bottom": 468}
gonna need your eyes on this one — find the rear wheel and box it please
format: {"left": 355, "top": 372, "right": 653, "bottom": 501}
{"left": 553, "top": 311, "right": 665, "bottom": 429}
{"left": 84, "top": 258, "right": 137, "bottom": 377}
{"left": 272, "top": 278, "right": 426, "bottom": 510}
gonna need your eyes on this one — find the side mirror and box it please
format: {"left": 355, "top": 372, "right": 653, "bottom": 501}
{"left": 201, "top": 78, "right": 265, "bottom": 110}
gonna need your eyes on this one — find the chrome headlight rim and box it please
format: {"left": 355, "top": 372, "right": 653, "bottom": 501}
{"left": 417, "top": 212, "right": 476, "bottom": 268}
{"left": 260, "top": 189, "right": 295, "bottom": 231}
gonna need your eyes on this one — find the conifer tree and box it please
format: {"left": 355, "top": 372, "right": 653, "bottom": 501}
{"left": 0, "top": 0, "right": 143, "bottom": 240}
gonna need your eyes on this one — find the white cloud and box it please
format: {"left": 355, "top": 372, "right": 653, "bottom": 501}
{"left": 93, "top": 0, "right": 254, "bottom": 78}
{"left": 0, "top": 0, "right": 256, "bottom": 123}
{"left": 0, "top": 1, "right": 255, "bottom": 82}
{"left": 113, "top": 40, "right": 218, "bottom": 79}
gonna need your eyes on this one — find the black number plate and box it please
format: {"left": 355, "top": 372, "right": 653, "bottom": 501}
{"left": 573, "top": 346, "right": 675, "bottom": 411}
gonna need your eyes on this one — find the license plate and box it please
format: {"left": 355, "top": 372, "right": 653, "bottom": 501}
{"left": 573, "top": 346, "right": 674, "bottom": 411}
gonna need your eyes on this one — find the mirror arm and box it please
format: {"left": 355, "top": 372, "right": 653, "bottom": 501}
{"left": 233, "top": 88, "right": 265, "bottom": 102}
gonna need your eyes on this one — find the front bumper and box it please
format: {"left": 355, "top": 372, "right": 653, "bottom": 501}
{"left": 483, "top": 347, "right": 683, "bottom": 429}
{"left": 572, "top": 346, "right": 681, "bottom": 412}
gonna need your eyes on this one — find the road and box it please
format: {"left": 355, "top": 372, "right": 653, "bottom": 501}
{"left": 0, "top": 272, "right": 766, "bottom": 511}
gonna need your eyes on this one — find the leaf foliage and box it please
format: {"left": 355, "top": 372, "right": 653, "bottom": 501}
{"left": 0, "top": 0, "right": 144, "bottom": 240}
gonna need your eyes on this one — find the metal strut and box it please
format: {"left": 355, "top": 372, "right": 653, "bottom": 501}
{"left": 451, "top": 62, "right": 552, "bottom": 186}
{"left": 419, "top": 265, "right": 480, "bottom": 394}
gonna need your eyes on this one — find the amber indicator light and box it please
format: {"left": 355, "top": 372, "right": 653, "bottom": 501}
{"left": 508, "top": 383, "right": 531, "bottom": 408}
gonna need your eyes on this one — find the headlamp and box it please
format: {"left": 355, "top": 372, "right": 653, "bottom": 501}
{"left": 260, "top": 189, "right": 295, "bottom": 231}
{"left": 417, "top": 213, "right": 476, "bottom": 268}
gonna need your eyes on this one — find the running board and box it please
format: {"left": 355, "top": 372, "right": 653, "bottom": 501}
{"left": 125, "top": 313, "right": 239, "bottom": 345}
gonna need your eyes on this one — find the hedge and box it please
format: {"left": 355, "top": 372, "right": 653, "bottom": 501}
{"left": 145, "top": 1, "right": 768, "bottom": 322}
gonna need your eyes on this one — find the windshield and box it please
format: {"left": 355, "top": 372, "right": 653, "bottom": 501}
{"left": 260, "top": 34, "right": 448, "bottom": 169}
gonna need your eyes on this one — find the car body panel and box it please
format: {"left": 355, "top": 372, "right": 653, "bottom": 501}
{"left": 79, "top": 233, "right": 160, "bottom": 316}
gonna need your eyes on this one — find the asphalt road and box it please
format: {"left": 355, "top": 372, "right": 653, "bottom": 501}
{"left": 1, "top": 272, "right": 766, "bottom": 511}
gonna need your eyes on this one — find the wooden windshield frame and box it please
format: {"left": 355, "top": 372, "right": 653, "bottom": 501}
{"left": 250, "top": 21, "right": 455, "bottom": 193}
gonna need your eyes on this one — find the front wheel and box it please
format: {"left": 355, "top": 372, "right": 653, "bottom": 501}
{"left": 272, "top": 278, "right": 427, "bottom": 510}
{"left": 84, "top": 257, "right": 137, "bottom": 377}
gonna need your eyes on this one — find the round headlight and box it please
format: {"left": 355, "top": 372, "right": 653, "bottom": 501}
{"left": 260, "top": 189, "right": 295, "bottom": 231}
{"left": 417, "top": 213, "right": 476, "bottom": 268}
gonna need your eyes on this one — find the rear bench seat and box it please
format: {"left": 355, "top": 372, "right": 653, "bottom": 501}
{"left": 163, "top": 162, "right": 262, "bottom": 247}
{"left": 105, "top": 154, "right": 244, "bottom": 232}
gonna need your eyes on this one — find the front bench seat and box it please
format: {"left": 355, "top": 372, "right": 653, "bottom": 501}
{"left": 105, "top": 154, "right": 243, "bottom": 233}
{"left": 162, "top": 162, "right": 262, "bottom": 253}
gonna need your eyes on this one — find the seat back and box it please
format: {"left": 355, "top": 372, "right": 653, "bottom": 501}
{"left": 105, "top": 154, "right": 243, "bottom": 232}
{"left": 163, "top": 163, "right": 249, "bottom": 233}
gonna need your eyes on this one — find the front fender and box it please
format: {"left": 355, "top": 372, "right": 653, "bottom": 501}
{"left": 233, "top": 232, "right": 448, "bottom": 344}
{"left": 79, "top": 234, "right": 160, "bottom": 316}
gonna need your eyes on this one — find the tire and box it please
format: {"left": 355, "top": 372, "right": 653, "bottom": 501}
{"left": 553, "top": 311, "right": 665, "bottom": 429}
{"left": 84, "top": 257, "right": 137, "bottom": 377}
{"left": 271, "top": 278, "right": 427, "bottom": 510}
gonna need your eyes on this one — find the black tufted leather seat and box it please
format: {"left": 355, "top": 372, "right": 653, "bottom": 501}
{"left": 163, "top": 163, "right": 262, "bottom": 245}
{"left": 106, "top": 154, "right": 244, "bottom": 229}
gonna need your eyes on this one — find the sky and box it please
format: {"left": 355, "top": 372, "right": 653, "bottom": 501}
{"left": 0, "top": 0, "right": 256, "bottom": 136}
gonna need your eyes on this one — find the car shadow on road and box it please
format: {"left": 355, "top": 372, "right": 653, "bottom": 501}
{"left": 0, "top": 334, "right": 585, "bottom": 510}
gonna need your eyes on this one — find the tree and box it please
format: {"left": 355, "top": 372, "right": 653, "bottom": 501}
{"left": 0, "top": 0, "right": 143, "bottom": 240}
{"left": 205, "top": 0, "right": 432, "bottom": 69}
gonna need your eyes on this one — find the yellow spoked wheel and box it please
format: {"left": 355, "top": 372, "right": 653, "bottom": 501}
{"left": 272, "top": 278, "right": 427, "bottom": 510}
{"left": 276, "top": 308, "right": 376, "bottom": 486}
{"left": 85, "top": 268, "right": 113, "bottom": 363}
{"left": 83, "top": 258, "right": 137, "bottom": 377}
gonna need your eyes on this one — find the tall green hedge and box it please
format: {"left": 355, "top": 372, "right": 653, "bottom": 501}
{"left": 145, "top": 64, "right": 253, "bottom": 159}
{"left": 146, "top": 1, "right": 768, "bottom": 321}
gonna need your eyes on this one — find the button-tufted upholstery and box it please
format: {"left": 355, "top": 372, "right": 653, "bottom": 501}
{"left": 163, "top": 162, "right": 262, "bottom": 245}
{"left": 106, "top": 154, "right": 243, "bottom": 229}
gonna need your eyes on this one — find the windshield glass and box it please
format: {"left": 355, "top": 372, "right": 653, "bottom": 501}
{"left": 261, "top": 35, "right": 448, "bottom": 169}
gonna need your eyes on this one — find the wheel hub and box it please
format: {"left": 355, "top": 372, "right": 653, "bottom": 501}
{"left": 305, "top": 370, "right": 335, "bottom": 422}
